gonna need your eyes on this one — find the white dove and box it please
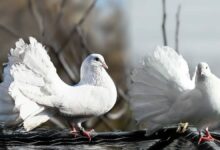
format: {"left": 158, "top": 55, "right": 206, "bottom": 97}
{"left": 130, "top": 46, "right": 220, "bottom": 143}
{"left": 8, "top": 37, "right": 117, "bottom": 139}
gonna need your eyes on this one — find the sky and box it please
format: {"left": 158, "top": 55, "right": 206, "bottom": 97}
{"left": 127, "top": 0, "right": 220, "bottom": 75}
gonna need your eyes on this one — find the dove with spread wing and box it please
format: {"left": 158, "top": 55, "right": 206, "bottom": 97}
{"left": 129, "top": 46, "right": 220, "bottom": 143}
{"left": 7, "top": 37, "right": 117, "bottom": 140}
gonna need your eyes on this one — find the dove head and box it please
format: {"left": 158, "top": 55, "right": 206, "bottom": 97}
{"left": 80, "top": 54, "right": 109, "bottom": 84}
{"left": 82, "top": 53, "right": 108, "bottom": 69}
{"left": 196, "top": 62, "right": 211, "bottom": 80}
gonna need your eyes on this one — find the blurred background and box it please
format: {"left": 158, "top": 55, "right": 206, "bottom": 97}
{"left": 128, "top": 0, "right": 220, "bottom": 75}
{"left": 0, "top": 0, "right": 220, "bottom": 132}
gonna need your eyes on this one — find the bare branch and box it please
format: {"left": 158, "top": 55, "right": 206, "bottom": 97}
{"left": 59, "top": 0, "right": 97, "bottom": 54}
{"left": 58, "top": 54, "right": 78, "bottom": 82}
{"left": 77, "top": 0, "right": 97, "bottom": 26}
{"left": 162, "top": 0, "right": 167, "bottom": 46}
{"left": 175, "top": 4, "right": 181, "bottom": 53}
{"left": 1, "top": 126, "right": 220, "bottom": 149}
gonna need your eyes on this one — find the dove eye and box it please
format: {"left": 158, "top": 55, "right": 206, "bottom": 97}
{"left": 94, "top": 57, "right": 99, "bottom": 61}
{"left": 206, "top": 66, "right": 208, "bottom": 69}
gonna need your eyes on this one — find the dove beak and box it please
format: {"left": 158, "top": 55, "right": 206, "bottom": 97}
{"left": 198, "top": 67, "right": 203, "bottom": 76}
{"left": 200, "top": 71, "right": 205, "bottom": 76}
{"left": 199, "top": 68, "right": 205, "bottom": 76}
{"left": 102, "top": 61, "right": 108, "bottom": 69}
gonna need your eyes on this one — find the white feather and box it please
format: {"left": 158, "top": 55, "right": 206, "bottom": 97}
{"left": 9, "top": 37, "right": 117, "bottom": 130}
{"left": 130, "top": 46, "right": 194, "bottom": 126}
{"left": 6, "top": 37, "right": 57, "bottom": 130}
{"left": 130, "top": 46, "right": 220, "bottom": 130}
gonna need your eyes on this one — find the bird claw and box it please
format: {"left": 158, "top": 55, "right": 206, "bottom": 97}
{"left": 80, "top": 129, "right": 95, "bottom": 141}
{"left": 176, "top": 122, "right": 189, "bottom": 133}
{"left": 198, "top": 127, "right": 214, "bottom": 144}
{"left": 70, "top": 127, "right": 79, "bottom": 138}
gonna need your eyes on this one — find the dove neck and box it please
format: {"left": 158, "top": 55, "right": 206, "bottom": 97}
{"left": 80, "top": 66, "right": 109, "bottom": 87}
{"left": 195, "top": 74, "right": 213, "bottom": 92}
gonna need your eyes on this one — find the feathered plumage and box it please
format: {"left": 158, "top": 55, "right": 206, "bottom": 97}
{"left": 130, "top": 46, "right": 220, "bottom": 130}
{"left": 8, "top": 37, "right": 117, "bottom": 131}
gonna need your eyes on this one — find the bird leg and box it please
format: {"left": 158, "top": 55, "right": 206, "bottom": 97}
{"left": 77, "top": 122, "right": 95, "bottom": 141}
{"left": 69, "top": 123, "right": 80, "bottom": 138}
{"left": 198, "top": 127, "right": 214, "bottom": 144}
{"left": 70, "top": 127, "right": 79, "bottom": 138}
{"left": 176, "top": 122, "right": 189, "bottom": 133}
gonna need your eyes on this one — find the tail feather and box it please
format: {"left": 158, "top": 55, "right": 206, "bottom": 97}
{"left": 11, "top": 64, "right": 44, "bottom": 87}
{"left": 8, "top": 37, "right": 62, "bottom": 131}
{"left": 129, "top": 46, "right": 194, "bottom": 128}
{"left": 10, "top": 37, "right": 56, "bottom": 77}
{"left": 132, "top": 68, "right": 168, "bottom": 90}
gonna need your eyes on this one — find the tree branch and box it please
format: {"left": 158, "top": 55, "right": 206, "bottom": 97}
{"left": 0, "top": 126, "right": 220, "bottom": 149}
{"left": 77, "top": 0, "right": 97, "bottom": 26}
{"left": 59, "top": 0, "right": 97, "bottom": 54}
{"left": 162, "top": 0, "right": 167, "bottom": 46}
{"left": 175, "top": 4, "right": 181, "bottom": 53}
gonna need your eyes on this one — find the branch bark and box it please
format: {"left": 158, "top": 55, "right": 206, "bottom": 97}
{"left": 0, "top": 126, "right": 220, "bottom": 149}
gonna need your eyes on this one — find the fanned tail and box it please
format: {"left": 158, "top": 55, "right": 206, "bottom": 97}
{"left": 8, "top": 37, "right": 62, "bottom": 131}
{"left": 129, "top": 46, "right": 194, "bottom": 128}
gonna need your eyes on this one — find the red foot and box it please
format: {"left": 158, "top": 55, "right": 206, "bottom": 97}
{"left": 70, "top": 127, "right": 79, "bottom": 138}
{"left": 81, "top": 129, "right": 94, "bottom": 141}
{"left": 198, "top": 127, "right": 214, "bottom": 144}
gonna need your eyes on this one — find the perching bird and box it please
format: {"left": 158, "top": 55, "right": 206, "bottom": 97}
{"left": 8, "top": 37, "right": 117, "bottom": 139}
{"left": 129, "top": 46, "right": 220, "bottom": 143}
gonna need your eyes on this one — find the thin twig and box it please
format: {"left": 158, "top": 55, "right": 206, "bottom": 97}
{"left": 58, "top": 54, "right": 78, "bottom": 82}
{"left": 175, "top": 4, "right": 181, "bottom": 53}
{"left": 162, "top": 0, "right": 167, "bottom": 46}
{"left": 77, "top": 0, "right": 97, "bottom": 26}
